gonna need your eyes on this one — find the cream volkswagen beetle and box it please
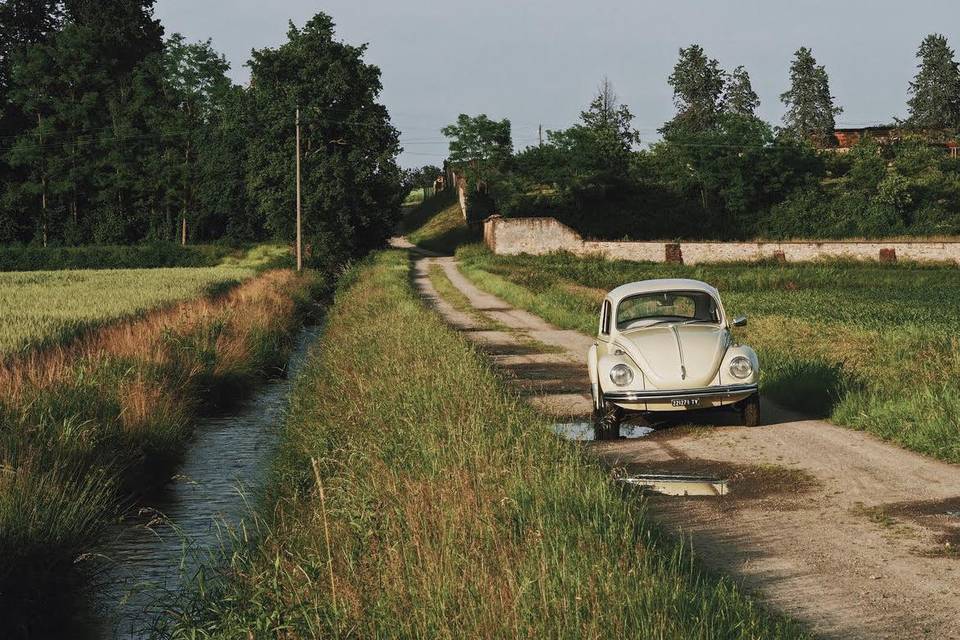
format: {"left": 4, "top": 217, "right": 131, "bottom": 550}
{"left": 588, "top": 279, "right": 760, "bottom": 438}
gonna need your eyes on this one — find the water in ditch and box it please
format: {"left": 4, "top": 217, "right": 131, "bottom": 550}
{"left": 81, "top": 324, "right": 320, "bottom": 639}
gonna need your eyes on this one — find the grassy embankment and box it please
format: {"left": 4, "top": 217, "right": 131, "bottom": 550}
{"left": 0, "top": 245, "right": 321, "bottom": 627}
{"left": 455, "top": 245, "right": 960, "bottom": 463}
{"left": 163, "top": 250, "right": 806, "bottom": 639}
{"left": 399, "top": 189, "right": 479, "bottom": 254}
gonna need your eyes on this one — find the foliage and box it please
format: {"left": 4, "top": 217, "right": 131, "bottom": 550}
{"left": 723, "top": 65, "right": 760, "bottom": 117}
{"left": 906, "top": 34, "right": 960, "bottom": 129}
{"left": 662, "top": 44, "right": 725, "bottom": 135}
{"left": 476, "top": 41, "right": 960, "bottom": 241}
{"left": 0, "top": 241, "right": 237, "bottom": 271}
{"left": 779, "top": 47, "right": 842, "bottom": 143}
{"left": 458, "top": 247, "right": 960, "bottom": 464}
{"left": 0, "top": 7, "right": 403, "bottom": 271}
{"left": 162, "top": 250, "right": 807, "bottom": 639}
{"left": 245, "top": 14, "right": 403, "bottom": 270}
{"left": 442, "top": 113, "right": 512, "bottom": 187}
{"left": 648, "top": 114, "right": 822, "bottom": 237}
{"left": 401, "top": 164, "right": 442, "bottom": 192}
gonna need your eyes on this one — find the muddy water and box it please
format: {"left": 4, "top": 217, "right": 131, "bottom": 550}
{"left": 86, "top": 325, "right": 320, "bottom": 639}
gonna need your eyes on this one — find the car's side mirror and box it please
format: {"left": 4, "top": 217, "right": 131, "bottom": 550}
{"left": 731, "top": 316, "right": 748, "bottom": 328}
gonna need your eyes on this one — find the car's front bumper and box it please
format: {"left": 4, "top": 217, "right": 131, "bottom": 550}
{"left": 604, "top": 383, "right": 758, "bottom": 411}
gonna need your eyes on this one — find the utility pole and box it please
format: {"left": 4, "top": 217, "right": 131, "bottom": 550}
{"left": 538, "top": 123, "right": 543, "bottom": 147}
{"left": 295, "top": 107, "right": 303, "bottom": 272}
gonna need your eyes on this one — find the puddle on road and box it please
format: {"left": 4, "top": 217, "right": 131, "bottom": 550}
{"left": 618, "top": 474, "right": 729, "bottom": 496}
{"left": 552, "top": 421, "right": 654, "bottom": 441}
{"left": 551, "top": 423, "right": 729, "bottom": 496}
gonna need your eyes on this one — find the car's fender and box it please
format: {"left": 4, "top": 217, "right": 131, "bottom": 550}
{"left": 587, "top": 343, "right": 602, "bottom": 411}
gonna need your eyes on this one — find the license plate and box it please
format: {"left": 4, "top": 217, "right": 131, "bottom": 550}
{"left": 671, "top": 398, "right": 701, "bottom": 407}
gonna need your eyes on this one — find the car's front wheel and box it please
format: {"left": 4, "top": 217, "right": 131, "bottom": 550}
{"left": 741, "top": 394, "right": 761, "bottom": 427}
{"left": 592, "top": 399, "right": 623, "bottom": 440}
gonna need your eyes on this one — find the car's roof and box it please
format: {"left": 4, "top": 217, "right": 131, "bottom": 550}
{"left": 606, "top": 279, "right": 720, "bottom": 304}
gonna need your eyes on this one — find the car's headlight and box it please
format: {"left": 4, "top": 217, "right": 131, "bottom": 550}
{"left": 609, "top": 364, "right": 634, "bottom": 387}
{"left": 729, "top": 356, "right": 753, "bottom": 379}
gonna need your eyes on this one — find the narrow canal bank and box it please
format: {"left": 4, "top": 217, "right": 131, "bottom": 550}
{"left": 77, "top": 324, "right": 321, "bottom": 639}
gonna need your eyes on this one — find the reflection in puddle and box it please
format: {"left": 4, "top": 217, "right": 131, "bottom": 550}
{"left": 552, "top": 422, "right": 654, "bottom": 441}
{"left": 618, "top": 474, "right": 728, "bottom": 496}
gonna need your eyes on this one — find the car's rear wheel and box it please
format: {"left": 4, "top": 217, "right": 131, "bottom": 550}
{"left": 741, "top": 393, "right": 761, "bottom": 427}
{"left": 592, "top": 399, "right": 623, "bottom": 440}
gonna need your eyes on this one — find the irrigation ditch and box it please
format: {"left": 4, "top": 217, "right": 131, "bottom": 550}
{"left": 17, "top": 323, "right": 321, "bottom": 639}
{"left": 1, "top": 270, "right": 327, "bottom": 639}
{"left": 80, "top": 325, "right": 321, "bottom": 639}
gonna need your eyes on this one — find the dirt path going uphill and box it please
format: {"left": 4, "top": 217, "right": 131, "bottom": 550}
{"left": 409, "top": 250, "right": 960, "bottom": 640}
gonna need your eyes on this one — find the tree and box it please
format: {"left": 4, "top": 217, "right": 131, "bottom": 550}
{"left": 63, "top": 0, "right": 163, "bottom": 72}
{"left": 156, "top": 34, "right": 234, "bottom": 243}
{"left": 780, "top": 47, "right": 842, "bottom": 143}
{"left": 662, "top": 44, "right": 726, "bottom": 136}
{"left": 576, "top": 77, "right": 641, "bottom": 175}
{"left": 723, "top": 65, "right": 759, "bottom": 117}
{"left": 6, "top": 20, "right": 112, "bottom": 244}
{"left": 0, "top": 0, "right": 64, "bottom": 242}
{"left": 441, "top": 113, "right": 512, "bottom": 187}
{"left": 5, "top": 0, "right": 176, "bottom": 245}
{"left": 906, "top": 34, "right": 960, "bottom": 130}
{"left": 247, "top": 13, "right": 403, "bottom": 266}
{"left": 401, "top": 164, "right": 442, "bottom": 192}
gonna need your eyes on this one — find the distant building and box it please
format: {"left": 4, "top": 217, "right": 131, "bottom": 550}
{"left": 818, "top": 126, "right": 960, "bottom": 157}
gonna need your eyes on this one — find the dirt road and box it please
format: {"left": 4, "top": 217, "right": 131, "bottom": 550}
{"left": 411, "top": 251, "right": 960, "bottom": 640}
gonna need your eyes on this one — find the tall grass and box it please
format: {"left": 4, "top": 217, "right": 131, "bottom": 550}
{"left": 0, "top": 267, "right": 322, "bottom": 629}
{"left": 162, "top": 250, "right": 806, "bottom": 639}
{"left": 456, "top": 244, "right": 960, "bottom": 463}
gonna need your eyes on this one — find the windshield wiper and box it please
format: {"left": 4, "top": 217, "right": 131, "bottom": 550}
{"left": 636, "top": 318, "right": 684, "bottom": 328}
{"left": 631, "top": 318, "right": 711, "bottom": 329}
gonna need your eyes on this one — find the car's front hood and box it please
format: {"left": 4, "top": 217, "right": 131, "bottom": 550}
{"left": 616, "top": 324, "right": 728, "bottom": 389}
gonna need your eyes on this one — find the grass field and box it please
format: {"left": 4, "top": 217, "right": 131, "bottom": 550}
{"left": 163, "top": 250, "right": 806, "bottom": 639}
{"left": 0, "top": 245, "right": 288, "bottom": 355}
{"left": 455, "top": 245, "right": 960, "bottom": 463}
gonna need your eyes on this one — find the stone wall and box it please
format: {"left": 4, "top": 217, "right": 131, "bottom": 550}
{"left": 483, "top": 216, "right": 960, "bottom": 265}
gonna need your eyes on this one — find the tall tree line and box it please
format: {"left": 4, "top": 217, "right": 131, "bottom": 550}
{"left": 0, "top": 3, "right": 402, "bottom": 255}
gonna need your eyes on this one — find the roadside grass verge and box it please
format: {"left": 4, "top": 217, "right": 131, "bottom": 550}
{"left": 403, "top": 191, "right": 480, "bottom": 254}
{"left": 0, "top": 268, "right": 323, "bottom": 630}
{"left": 456, "top": 245, "right": 960, "bottom": 463}
{"left": 162, "top": 250, "right": 807, "bottom": 639}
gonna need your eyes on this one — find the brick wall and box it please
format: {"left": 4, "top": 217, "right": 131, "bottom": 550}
{"left": 483, "top": 216, "right": 960, "bottom": 265}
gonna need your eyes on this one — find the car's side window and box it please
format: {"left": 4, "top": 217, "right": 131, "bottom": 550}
{"left": 600, "top": 300, "right": 611, "bottom": 335}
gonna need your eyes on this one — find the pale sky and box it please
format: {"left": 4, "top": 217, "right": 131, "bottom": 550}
{"left": 155, "top": 0, "right": 960, "bottom": 167}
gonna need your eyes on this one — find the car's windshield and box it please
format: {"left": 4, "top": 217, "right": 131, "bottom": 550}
{"left": 616, "top": 290, "right": 719, "bottom": 329}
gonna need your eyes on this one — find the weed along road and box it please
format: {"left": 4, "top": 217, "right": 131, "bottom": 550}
{"left": 409, "top": 249, "right": 960, "bottom": 640}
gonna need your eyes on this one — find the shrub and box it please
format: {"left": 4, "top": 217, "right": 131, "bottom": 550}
{"left": 0, "top": 242, "right": 239, "bottom": 272}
